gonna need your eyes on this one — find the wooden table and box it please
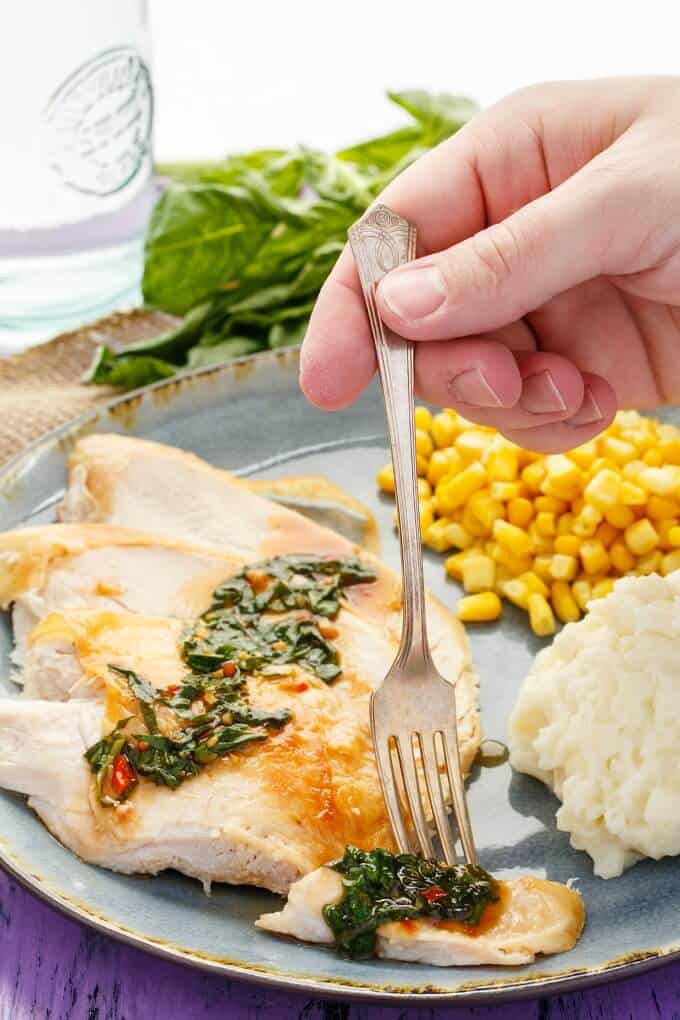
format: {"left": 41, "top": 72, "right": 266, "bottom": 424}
{"left": 1, "top": 869, "right": 676, "bottom": 1020}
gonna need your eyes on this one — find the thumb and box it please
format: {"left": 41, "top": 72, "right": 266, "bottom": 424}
{"left": 375, "top": 158, "right": 621, "bottom": 340}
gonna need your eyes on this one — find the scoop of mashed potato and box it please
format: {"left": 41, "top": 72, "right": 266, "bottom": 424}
{"left": 509, "top": 572, "right": 680, "bottom": 879}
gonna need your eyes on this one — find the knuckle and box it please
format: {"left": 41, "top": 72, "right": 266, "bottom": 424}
{"left": 468, "top": 221, "right": 525, "bottom": 297}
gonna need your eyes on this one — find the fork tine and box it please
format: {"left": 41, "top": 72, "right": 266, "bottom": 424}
{"left": 373, "top": 733, "right": 410, "bottom": 853}
{"left": 419, "top": 733, "right": 458, "bottom": 865}
{"left": 395, "top": 734, "right": 434, "bottom": 860}
{"left": 441, "top": 728, "right": 478, "bottom": 866}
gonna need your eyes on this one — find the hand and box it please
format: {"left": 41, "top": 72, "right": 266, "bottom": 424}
{"left": 300, "top": 77, "right": 680, "bottom": 452}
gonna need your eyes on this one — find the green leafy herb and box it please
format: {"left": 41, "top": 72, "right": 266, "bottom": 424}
{"left": 323, "top": 846, "right": 498, "bottom": 959}
{"left": 85, "top": 555, "right": 376, "bottom": 804}
{"left": 90, "top": 90, "right": 476, "bottom": 387}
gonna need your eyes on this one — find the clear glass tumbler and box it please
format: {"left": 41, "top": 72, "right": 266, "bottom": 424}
{"left": 0, "top": 0, "right": 157, "bottom": 350}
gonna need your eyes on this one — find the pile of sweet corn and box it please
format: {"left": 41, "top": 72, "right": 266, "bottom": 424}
{"left": 376, "top": 407, "right": 680, "bottom": 636}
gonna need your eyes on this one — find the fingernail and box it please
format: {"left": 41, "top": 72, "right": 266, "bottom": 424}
{"left": 567, "top": 386, "right": 604, "bottom": 427}
{"left": 449, "top": 367, "right": 503, "bottom": 407}
{"left": 520, "top": 371, "right": 567, "bottom": 414}
{"left": 379, "top": 266, "right": 447, "bottom": 321}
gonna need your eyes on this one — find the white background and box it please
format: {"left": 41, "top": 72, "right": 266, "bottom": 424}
{"left": 149, "top": 0, "right": 680, "bottom": 159}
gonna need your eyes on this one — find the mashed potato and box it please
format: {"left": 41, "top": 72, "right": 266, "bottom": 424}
{"left": 509, "top": 572, "right": 680, "bottom": 879}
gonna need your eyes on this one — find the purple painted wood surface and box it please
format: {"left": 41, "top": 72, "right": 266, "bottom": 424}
{"left": 1, "top": 871, "right": 679, "bottom": 1020}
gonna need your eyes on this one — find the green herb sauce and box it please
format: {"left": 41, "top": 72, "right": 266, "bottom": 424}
{"left": 84, "top": 554, "right": 375, "bottom": 806}
{"left": 322, "top": 846, "right": 498, "bottom": 959}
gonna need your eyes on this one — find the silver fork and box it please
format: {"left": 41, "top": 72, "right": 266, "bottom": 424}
{"left": 348, "top": 204, "right": 477, "bottom": 866}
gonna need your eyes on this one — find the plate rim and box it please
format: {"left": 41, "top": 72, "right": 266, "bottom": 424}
{"left": 1, "top": 350, "right": 679, "bottom": 1003}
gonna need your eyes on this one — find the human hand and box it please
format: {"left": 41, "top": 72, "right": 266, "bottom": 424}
{"left": 300, "top": 77, "right": 680, "bottom": 451}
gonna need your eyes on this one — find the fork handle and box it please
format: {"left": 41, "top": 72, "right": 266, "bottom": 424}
{"left": 376, "top": 332, "right": 430, "bottom": 660}
{"left": 348, "top": 205, "right": 430, "bottom": 662}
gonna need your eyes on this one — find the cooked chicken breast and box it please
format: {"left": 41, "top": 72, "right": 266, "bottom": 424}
{"left": 0, "top": 524, "right": 243, "bottom": 670}
{"left": 256, "top": 866, "right": 585, "bottom": 966}
{"left": 57, "top": 434, "right": 479, "bottom": 767}
{"left": 2, "top": 609, "right": 397, "bottom": 890}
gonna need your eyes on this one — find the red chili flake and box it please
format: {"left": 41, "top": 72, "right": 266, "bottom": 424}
{"left": 294, "top": 680, "right": 309, "bottom": 693}
{"left": 222, "top": 661, "right": 237, "bottom": 678}
{"left": 164, "top": 685, "right": 180, "bottom": 696}
{"left": 422, "top": 886, "right": 448, "bottom": 903}
{"left": 400, "top": 918, "right": 417, "bottom": 932}
{"left": 111, "top": 754, "right": 136, "bottom": 797}
{"left": 137, "top": 741, "right": 149, "bottom": 752}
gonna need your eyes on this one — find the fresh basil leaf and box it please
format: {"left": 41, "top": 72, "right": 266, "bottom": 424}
{"left": 143, "top": 183, "right": 280, "bottom": 314}
{"left": 388, "top": 90, "right": 478, "bottom": 141}
{"left": 187, "top": 337, "right": 262, "bottom": 369}
{"left": 337, "top": 125, "right": 424, "bottom": 171}
{"left": 86, "top": 347, "right": 178, "bottom": 388}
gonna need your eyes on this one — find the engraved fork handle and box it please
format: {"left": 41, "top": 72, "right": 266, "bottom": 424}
{"left": 348, "top": 205, "right": 430, "bottom": 664}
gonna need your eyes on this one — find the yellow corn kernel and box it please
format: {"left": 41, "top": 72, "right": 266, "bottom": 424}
{"left": 557, "top": 512, "right": 574, "bottom": 536}
{"left": 636, "top": 550, "right": 663, "bottom": 575}
{"left": 462, "top": 555, "right": 496, "bottom": 593}
{"left": 591, "top": 578, "right": 615, "bottom": 600}
{"left": 501, "top": 578, "right": 530, "bottom": 609}
{"left": 554, "top": 534, "right": 581, "bottom": 557}
{"left": 619, "top": 481, "right": 647, "bottom": 506}
{"left": 491, "top": 545, "right": 533, "bottom": 577}
{"left": 431, "top": 411, "right": 459, "bottom": 450}
{"left": 580, "top": 539, "right": 611, "bottom": 576}
{"left": 657, "top": 518, "right": 678, "bottom": 549}
{"left": 609, "top": 540, "right": 635, "bottom": 573}
{"left": 668, "top": 525, "right": 680, "bottom": 547}
{"left": 532, "top": 555, "right": 554, "bottom": 582}
{"left": 646, "top": 494, "right": 680, "bottom": 520}
{"left": 568, "top": 440, "right": 599, "bottom": 469}
{"left": 493, "top": 519, "right": 534, "bottom": 558}
{"left": 456, "top": 429, "right": 495, "bottom": 464}
{"left": 415, "top": 428, "right": 434, "bottom": 460}
{"left": 622, "top": 460, "right": 646, "bottom": 481}
{"left": 534, "top": 496, "right": 568, "bottom": 514}
{"left": 419, "top": 501, "right": 435, "bottom": 533}
{"left": 435, "top": 462, "right": 487, "bottom": 512}
{"left": 486, "top": 444, "right": 519, "bottom": 482}
{"left": 376, "top": 464, "right": 395, "bottom": 494}
{"left": 444, "top": 550, "right": 476, "bottom": 581}
{"left": 605, "top": 505, "right": 636, "bottom": 529}
{"left": 639, "top": 465, "right": 680, "bottom": 495}
{"left": 490, "top": 481, "right": 520, "bottom": 502}
{"left": 430, "top": 448, "right": 464, "bottom": 487}
{"left": 519, "top": 571, "right": 550, "bottom": 598}
{"left": 549, "top": 553, "right": 579, "bottom": 581}
{"left": 541, "top": 455, "right": 584, "bottom": 500}
{"left": 584, "top": 469, "right": 621, "bottom": 510}
{"left": 527, "top": 528, "right": 554, "bottom": 556}
{"left": 462, "top": 505, "right": 491, "bottom": 538}
{"left": 661, "top": 550, "right": 680, "bottom": 575}
{"left": 424, "top": 519, "right": 454, "bottom": 553}
{"left": 595, "top": 521, "right": 619, "bottom": 548}
{"left": 416, "top": 454, "right": 429, "bottom": 477}
{"left": 572, "top": 579, "right": 592, "bottom": 611}
{"left": 414, "top": 406, "right": 433, "bottom": 432}
{"left": 507, "top": 497, "right": 534, "bottom": 528}
{"left": 521, "top": 461, "right": 546, "bottom": 494}
{"left": 445, "top": 523, "right": 474, "bottom": 550}
{"left": 457, "top": 592, "right": 502, "bottom": 622}
{"left": 468, "top": 490, "right": 505, "bottom": 530}
{"left": 601, "top": 436, "right": 636, "bottom": 464}
{"left": 535, "top": 511, "right": 557, "bottom": 537}
{"left": 624, "top": 518, "right": 659, "bottom": 556}
{"left": 659, "top": 438, "right": 680, "bottom": 465}
{"left": 571, "top": 497, "right": 585, "bottom": 515}
{"left": 643, "top": 448, "right": 664, "bottom": 467}
{"left": 551, "top": 581, "right": 581, "bottom": 623}
{"left": 572, "top": 504, "right": 603, "bottom": 538}
{"left": 528, "top": 593, "right": 556, "bottom": 636}
{"left": 417, "top": 478, "right": 432, "bottom": 500}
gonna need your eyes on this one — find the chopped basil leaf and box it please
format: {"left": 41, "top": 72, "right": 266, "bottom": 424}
{"left": 323, "top": 846, "right": 498, "bottom": 959}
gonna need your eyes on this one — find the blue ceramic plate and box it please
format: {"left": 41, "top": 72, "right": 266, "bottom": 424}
{"left": 1, "top": 349, "right": 679, "bottom": 1004}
